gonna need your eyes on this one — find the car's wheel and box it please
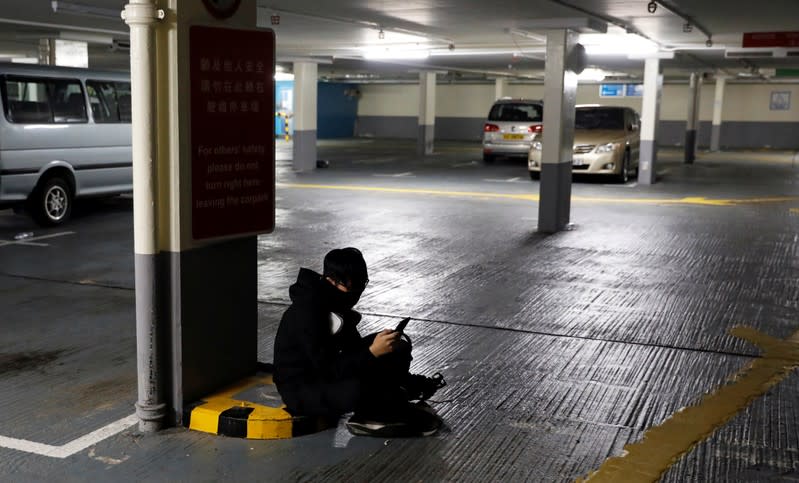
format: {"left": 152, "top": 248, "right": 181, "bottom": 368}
{"left": 619, "top": 150, "right": 631, "bottom": 183}
{"left": 529, "top": 171, "right": 540, "bottom": 181}
{"left": 482, "top": 153, "right": 495, "bottom": 163}
{"left": 30, "top": 176, "right": 73, "bottom": 226}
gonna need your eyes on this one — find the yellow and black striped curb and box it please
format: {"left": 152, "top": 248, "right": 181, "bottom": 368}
{"left": 183, "top": 372, "right": 336, "bottom": 439}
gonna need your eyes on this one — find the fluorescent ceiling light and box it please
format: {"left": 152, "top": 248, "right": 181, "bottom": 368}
{"left": 51, "top": 1, "right": 122, "bottom": 20}
{"left": 12, "top": 57, "right": 39, "bottom": 64}
{"left": 430, "top": 48, "right": 544, "bottom": 57}
{"left": 274, "top": 72, "right": 294, "bottom": 81}
{"left": 59, "top": 31, "right": 114, "bottom": 45}
{"left": 577, "top": 68, "right": 606, "bottom": 82}
{"left": 580, "top": 33, "right": 659, "bottom": 57}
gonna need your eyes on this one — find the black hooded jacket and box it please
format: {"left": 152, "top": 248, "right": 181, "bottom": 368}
{"left": 273, "top": 268, "right": 375, "bottom": 393}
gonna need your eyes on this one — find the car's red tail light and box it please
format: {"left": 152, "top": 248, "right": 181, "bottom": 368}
{"left": 528, "top": 125, "right": 543, "bottom": 134}
{"left": 484, "top": 123, "right": 500, "bottom": 132}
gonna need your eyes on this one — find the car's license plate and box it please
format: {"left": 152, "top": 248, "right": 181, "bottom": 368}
{"left": 572, "top": 157, "right": 585, "bottom": 166}
{"left": 503, "top": 134, "right": 525, "bottom": 140}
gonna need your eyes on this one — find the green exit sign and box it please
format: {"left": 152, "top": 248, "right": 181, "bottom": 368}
{"left": 776, "top": 68, "right": 799, "bottom": 77}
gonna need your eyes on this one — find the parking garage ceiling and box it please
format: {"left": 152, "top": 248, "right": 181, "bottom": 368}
{"left": 1, "top": 1, "right": 798, "bottom": 82}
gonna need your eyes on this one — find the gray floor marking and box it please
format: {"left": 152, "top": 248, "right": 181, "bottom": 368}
{"left": 483, "top": 177, "right": 522, "bottom": 182}
{"left": 0, "top": 231, "right": 75, "bottom": 248}
{"left": 0, "top": 413, "right": 137, "bottom": 458}
{"left": 373, "top": 172, "right": 415, "bottom": 177}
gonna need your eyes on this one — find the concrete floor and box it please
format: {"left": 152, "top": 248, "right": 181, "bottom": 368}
{"left": 1, "top": 139, "right": 798, "bottom": 482}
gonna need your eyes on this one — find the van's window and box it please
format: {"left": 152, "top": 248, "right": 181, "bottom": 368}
{"left": 488, "top": 103, "right": 542, "bottom": 122}
{"left": 50, "top": 79, "right": 87, "bottom": 123}
{"left": 87, "top": 81, "right": 120, "bottom": 122}
{"left": 115, "top": 82, "right": 132, "bottom": 123}
{"left": 86, "top": 81, "right": 131, "bottom": 123}
{"left": 2, "top": 76, "right": 87, "bottom": 124}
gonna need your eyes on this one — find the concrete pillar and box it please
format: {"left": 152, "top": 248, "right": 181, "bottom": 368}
{"left": 685, "top": 72, "right": 702, "bottom": 164}
{"left": 123, "top": 0, "right": 165, "bottom": 433}
{"left": 494, "top": 77, "right": 508, "bottom": 100}
{"left": 293, "top": 61, "right": 318, "bottom": 171}
{"left": 538, "top": 29, "right": 578, "bottom": 234}
{"left": 638, "top": 58, "right": 663, "bottom": 185}
{"left": 38, "top": 39, "right": 56, "bottom": 65}
{"left": 710, "top": 75, "right": 726, "bottom": 151}
{"left": 417, "top": 71, "right": 436, "bottom": 156}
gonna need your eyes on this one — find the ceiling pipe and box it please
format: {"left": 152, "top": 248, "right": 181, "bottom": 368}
{"left": 0, "top": 16, "right": 128, "bottom": 37}
{"left": 259, "top": 6, "right": 454, "bottom": 45}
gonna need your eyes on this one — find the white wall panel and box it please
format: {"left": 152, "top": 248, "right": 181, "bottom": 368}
{"left": 506, "top": 84, "right": 546, "bottom": 100}
{"left": 358, "top": 84, "right": 418, "bottom": 116}
{"left": 723, "top": 84, "right": 799, "bottom": 121}
{"left": 436, "top": 84, "right": 494, "bottom": 117}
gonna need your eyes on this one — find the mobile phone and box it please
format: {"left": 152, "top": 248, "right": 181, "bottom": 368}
{"left": 394, "top": 317, "right": 411, "bottom": 333}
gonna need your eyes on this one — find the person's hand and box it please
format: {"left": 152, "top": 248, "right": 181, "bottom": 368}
{"left": 369, "top": 329, "right": 401, "bottom": 357}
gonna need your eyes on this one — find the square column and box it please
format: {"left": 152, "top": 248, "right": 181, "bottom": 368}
{"left": 638, "top": 58, "right": 663, "bottom": 185}
{"left": 494, "top": 77, "right": 508, "bottom": 100}
{"left": 293, "top": 61, "right": 318, "bottom": 171}
{"left": 538, "top": 29, "right": 578, "bottom": 233}
{"left": 684, "top": 72, "right": 702, "bottom": 164}
{"left": 710, "top": 75, "right": 726, "bottom": 151}
{"left": 124, "top": 0, "right": 272, "bottom": 431}
{"left": 417, "top": 71, "right": 436, "bottom": 156}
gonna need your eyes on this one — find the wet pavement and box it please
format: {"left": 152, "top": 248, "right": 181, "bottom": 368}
{"left": 1, "top": 139, "right": 798, "bottom": 482}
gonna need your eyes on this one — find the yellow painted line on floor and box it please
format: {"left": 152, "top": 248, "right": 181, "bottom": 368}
{"left": 578, "top": 325, "right": 799, "bottom": 483}
{"left": 278, "top": 183, "right": 799, "bottom": 207}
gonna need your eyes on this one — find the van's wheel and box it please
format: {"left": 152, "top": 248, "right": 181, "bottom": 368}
{"left": 529, "top": 171, "right": 540, "bottom": 181}
{"left": 482, "top": 153, "right": 495, "bottom": 163}
{"left": 30, "top": 177, "right": 73, "bottom": 226}
{"left": 619, "top": 151, "right": 631, "bottom": 183}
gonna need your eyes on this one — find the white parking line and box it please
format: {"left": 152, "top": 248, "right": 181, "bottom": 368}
{"left": 452, "top": 161, "right": 479, "bottom": 168}
{"left": 0, "top": 231, "right": 75, "bottom": 248}
{"left": 483, "top": 177, "right": 522, "bottom": 183}
{"left": 373, "top": 172, "right": 415, "bottom": 177}
{"left": 602, "top": 182, "right": 639, "bottom": 188}
{"left": 0, "top": 413, "right": 137, "bottom": 458}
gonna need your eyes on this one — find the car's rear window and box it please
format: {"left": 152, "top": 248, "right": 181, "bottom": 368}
{"left": 575, "top": 108, "right": 624, "bottom": 129}
{"left": 488, "top": 103, "right": 542, "bottom": 122}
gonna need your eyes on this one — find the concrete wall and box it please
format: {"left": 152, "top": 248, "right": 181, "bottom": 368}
{"left": 355, "top": 82, "right": 799, "bottom": 149}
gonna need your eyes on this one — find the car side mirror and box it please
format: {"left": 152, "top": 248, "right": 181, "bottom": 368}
{"left": 628, "top": 123, "right": 638, "bottom": 131}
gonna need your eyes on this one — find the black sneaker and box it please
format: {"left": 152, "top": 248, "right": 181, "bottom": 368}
{"left": 346, "top": 403, "right": 442, "bottom": 437}
{"left": 345, "top": 414, "right": 408, "bottom": 437}
{"left": 405, "top": 402, "right": 442, "bottom": 436}
{"left": 403, "top": 372, "right": 447, "bottom": 401}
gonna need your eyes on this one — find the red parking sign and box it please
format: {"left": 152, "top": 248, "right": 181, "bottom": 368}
{"left": 190, "top": 26, "right": 275, "bottom": 240}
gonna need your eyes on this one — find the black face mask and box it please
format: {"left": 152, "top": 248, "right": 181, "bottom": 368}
{"left": 320, "top": 278, "right": 363, "bottom": 314}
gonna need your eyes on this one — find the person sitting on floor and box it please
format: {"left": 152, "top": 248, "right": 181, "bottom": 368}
{"left": 273, "top": 247, "right": 446, "bottom": 437}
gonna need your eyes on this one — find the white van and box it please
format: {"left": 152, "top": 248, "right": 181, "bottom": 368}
{"left": 0, "top": 63, "right": 132, "bottom": 225}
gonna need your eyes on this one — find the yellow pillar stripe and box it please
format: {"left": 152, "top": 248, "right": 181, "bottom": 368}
{"left": 578, "top": 325, "right": 799, "bottom": 482}
{"left": 187, "top": 374, "right": 301, "bottom": 439}
{"left": 247, "top": 405, "right": 294, "bottom": 439}
{"left": 277, "top": 183, "right": 799, "bottom": 207}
